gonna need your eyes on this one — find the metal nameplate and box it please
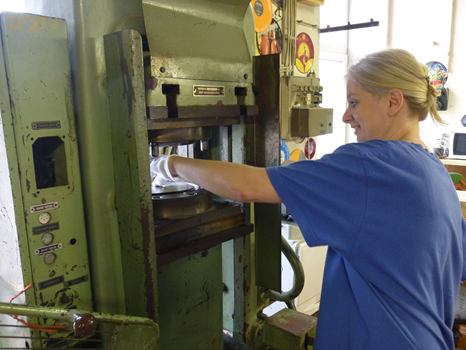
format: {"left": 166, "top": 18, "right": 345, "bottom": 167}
{"left": 38, "top": 275, "right": 64, "bottom": 290}
{"left": 31, "top": 121, "right": 61, "bottom": 130}
{"left": 30, "top": 202, "right": 58, "bottom": 213}
{"left": 32, "top": 222, "right": 59, "bottom": 235}
{"left": 35, "top": 243, "right": 62, "bottom": 256}
{"left": 193, "top": 85, "right": 225, "bottom": 97}
{"left": 64, "top": 275, "right": 89, "bottom": 288}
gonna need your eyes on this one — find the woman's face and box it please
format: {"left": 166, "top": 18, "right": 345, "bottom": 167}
{"left": 342, "top": 78, "right": 390, "bottom": 142}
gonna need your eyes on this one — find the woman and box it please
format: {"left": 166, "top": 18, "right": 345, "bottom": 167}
{"left": 152, "top": 49, "right": 466, "bottom": 349}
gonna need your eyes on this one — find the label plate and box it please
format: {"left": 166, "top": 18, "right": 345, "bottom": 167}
{"left": 35, "top": 243, "right": 62, "bottom": 256}
{"left": 30, "top": 202, "right": 58, "bottom": 213}
{"left": 193, "top": 85, "right": 225, "bottom": 97}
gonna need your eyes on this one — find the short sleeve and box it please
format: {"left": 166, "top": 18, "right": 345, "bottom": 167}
{"left": 266, "top": 144, "right": 367, "bottom": 257}
{"left": 462, "top": 220, "right": 466, "bottom": 281}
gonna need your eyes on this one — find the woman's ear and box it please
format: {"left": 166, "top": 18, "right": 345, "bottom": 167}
{"left": 387, "top": 89, "right": 404, "bottom": 117}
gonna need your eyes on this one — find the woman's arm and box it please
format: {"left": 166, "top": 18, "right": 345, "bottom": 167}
{"left": 168, "top": 156, "right": 282, "bottom": 204}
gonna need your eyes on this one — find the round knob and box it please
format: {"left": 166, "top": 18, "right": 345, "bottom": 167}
{"left": 44, "top": 252, "right": 56, "bottom": 264}
{"left": 41, "top": 232, "right": 54, "bottom": 245}
{"left": 74, "top": 313, "right": 97, "bottom": 337}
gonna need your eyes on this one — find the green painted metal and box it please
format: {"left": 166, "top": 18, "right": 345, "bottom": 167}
{"left": 104, "top": 29, "right": 158, "bottom": 321}
{"left": 110, "top": 323, "right": 159, "bottom": 350}
{"left": 253, "top": 308, "right": 317, "bottom": 350}
{"left": 222, "top": 236, "right": 259, "bottom": 343}
{"left": 142, "top": 0, "right": 255, "bottom": 107}
{"left": 252, "top": 54, "right": 282, "bottom": 292}
{"left": 0, "top": 13, "right": 34, "bottom": 349}
{"left": 221, "top": 119, "right": 263, "bottom": 342}
{"left": 24, "top": 0, "right": 147, "bottom": 316}
{"left": 0, "top": 12, "right": 93, "bottom": 348}
{"left": 157, "top": 246, "right": 223, "bottom": 350}
{"left": 5, "top": 3, "right": 293, "bottom": 350}
{"left": 142, "top": 0, "right": 254, "bottom": 81}
{"left": 0, "top": 301, "right": 157, "bottom": 326}
{"left": 0, "top": 302, "right": 160, "bottom": 349}
{"left": 222, "top": 54, "right": 283, "bottom": 342}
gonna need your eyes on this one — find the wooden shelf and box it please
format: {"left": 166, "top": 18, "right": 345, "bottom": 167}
{"left": 297, "top": 0, "right": 325, "bottom": 6}
{"left": 442, "top": 159, "right": 466, "bottom": 166}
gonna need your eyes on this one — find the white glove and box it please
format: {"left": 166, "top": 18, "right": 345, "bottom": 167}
{"left": 150, "top": 155, "right": 185, "bottom": 186}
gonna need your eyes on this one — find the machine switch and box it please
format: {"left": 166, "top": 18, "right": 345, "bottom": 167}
{"left": 44, "top": 252, "right": 57, "bottom": 264}
{"left": 41, "top": 232, "right": 54, "bottom": 245}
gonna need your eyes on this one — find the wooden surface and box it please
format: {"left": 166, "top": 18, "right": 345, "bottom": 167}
{"left": 297, "top": 0, "right": 324, "bottom": 6}
{"left": 442, "top": 159, "right": 466, "bottom": 179}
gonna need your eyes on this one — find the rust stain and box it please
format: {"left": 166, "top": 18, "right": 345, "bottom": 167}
{"left": 141, "top": 205, "right": 157, "bottom": 320}
{"left": 64, "top": 73, "right": 77, "bottom": 143}
{"left": 243, "top": 280, "right": 250, "bottom": 295}
{"left": 116, "top": 32, "right": 136, "bottom": 120}
{"left": 243, "top": 322, "right": 249, "bottom": 343}
{"left": 124, "top": 152, "right": 132, "bottom": 189}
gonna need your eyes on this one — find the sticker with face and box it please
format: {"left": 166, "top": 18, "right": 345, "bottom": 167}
{"left": 426, "top": 61, "right": 447, "bottom": 92}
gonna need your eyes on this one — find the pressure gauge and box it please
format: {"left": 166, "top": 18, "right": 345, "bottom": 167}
{"left": 41, "top": 232, "right": 54, "bottom": 245}
{"left": 38, "top": 212, "right": 51, "bottom": 224}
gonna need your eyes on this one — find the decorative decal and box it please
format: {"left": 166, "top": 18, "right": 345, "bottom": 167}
{"left": 295, "top": 32, "right": 314, "bottom": 74}
{"left": 256, "top": 19, "right": 282, "bottom": 55}
{"left": 252, "top": 0, "right": 273, "bottom": 33}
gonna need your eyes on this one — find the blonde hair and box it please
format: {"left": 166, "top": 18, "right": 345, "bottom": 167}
{"left": 347, "top": 48, "right": 444, "bottom": 124}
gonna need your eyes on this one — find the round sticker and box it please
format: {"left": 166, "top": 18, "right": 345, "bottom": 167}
{"left": 290, "top": 149, "right": 305, "bottom": 161}
{"left": 426, "top": 61, "right": 448, "bottom": 93}
{"left": 251, "top": 0, "right": 273, "bottom": 33}
{"left": 280, "top": 140, "right": 290, "bottom": 164}
{"left": 304, "top": 138, "right": 316, "bottom": 160}
{"left": 256, "top": 19, "right": 282, "bottom": 55}
{"left": 295, "top": 32, "right": 314, "bottom": 74}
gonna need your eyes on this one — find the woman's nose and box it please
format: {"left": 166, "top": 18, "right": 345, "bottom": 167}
{"left": 342, "top": 107, "right": 352, "bottom": 124}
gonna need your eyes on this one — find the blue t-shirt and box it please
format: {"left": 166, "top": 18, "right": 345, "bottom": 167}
{"left": 267, "top": 140, "right": 466, "bottom": 350}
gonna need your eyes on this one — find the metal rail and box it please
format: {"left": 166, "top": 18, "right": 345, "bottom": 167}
{"left": 0, "top": 302, "right": 159, "bottom": 349}
{"left": 320, "top": 19, "right": 379, "bottom": 33}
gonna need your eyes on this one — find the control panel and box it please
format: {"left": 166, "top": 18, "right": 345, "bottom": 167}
{"left": 280, "top": 73, "right": 333, "bottom": 139}
{"left": 0, "top": 12, "right": 93, "bottom": 347}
